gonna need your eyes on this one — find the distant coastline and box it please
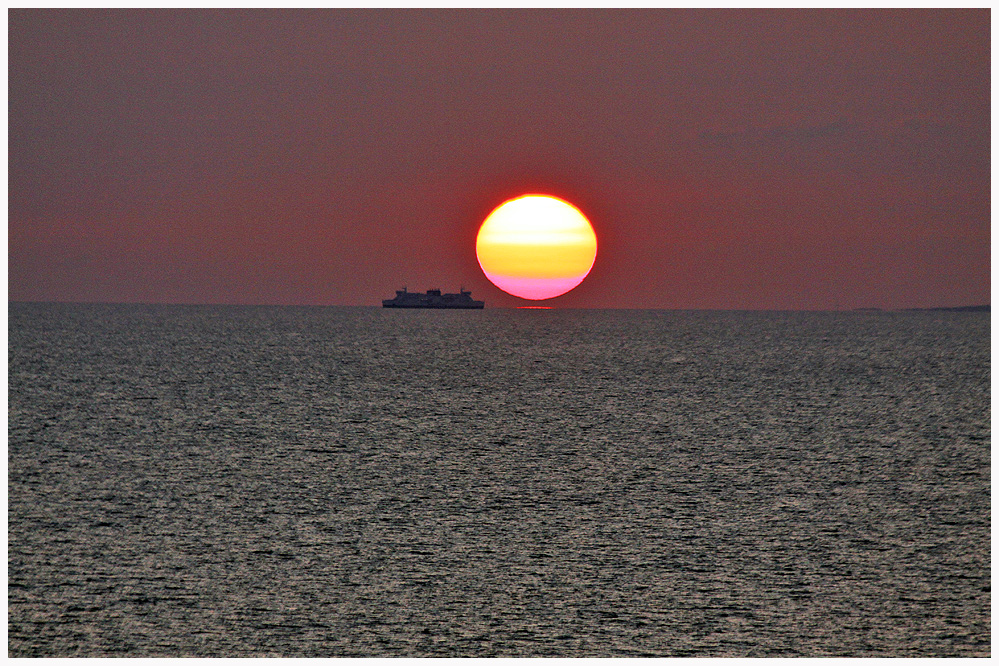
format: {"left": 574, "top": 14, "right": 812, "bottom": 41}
{"left": 903, "top": 304, "right": 990, "bottom": 312}
{"left": 855, "top": 305, "right": 990, "bottom": 313}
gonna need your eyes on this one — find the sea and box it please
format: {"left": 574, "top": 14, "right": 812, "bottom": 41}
{"left": 7, "top": 303, "right": 991, "bottom": 657}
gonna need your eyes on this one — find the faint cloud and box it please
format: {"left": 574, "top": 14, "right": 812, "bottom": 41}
{"left": 697, "top": 118, "right": 858, "bottom": 147}
{"left": 694, "top": 117, "right": 985, "bottom": 176}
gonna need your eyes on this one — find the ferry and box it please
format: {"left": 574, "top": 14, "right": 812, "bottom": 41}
{"left": 382, "top": 287, "right": 485, "bottom": 309}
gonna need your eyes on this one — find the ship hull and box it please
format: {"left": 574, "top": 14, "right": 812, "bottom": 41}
{"left": 382, "top": 302, "right": 484, "bottom": 309}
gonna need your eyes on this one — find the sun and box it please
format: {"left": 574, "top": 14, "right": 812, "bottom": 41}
{"left": 475, "top": 194, "right": 597, "bottom": 300}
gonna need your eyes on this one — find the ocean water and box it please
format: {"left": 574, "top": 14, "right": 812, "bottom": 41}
{"left": 8, "top": 303, "right": 990, "bottom": 656}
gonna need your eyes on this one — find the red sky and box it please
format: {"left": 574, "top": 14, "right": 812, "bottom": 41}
{"left": 8, "top": 9, "right": 990, "bottom": 309}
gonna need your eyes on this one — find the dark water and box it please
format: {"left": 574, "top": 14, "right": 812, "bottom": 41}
{"left": 8, "top": 303, "right": 990, "bottom": 656}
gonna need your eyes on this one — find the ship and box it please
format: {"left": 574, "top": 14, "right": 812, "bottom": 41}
{"left": 382, "top": 287, "right": 485, "bottom": 309}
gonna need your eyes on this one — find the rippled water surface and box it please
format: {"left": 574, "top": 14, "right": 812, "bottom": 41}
{"left": 8, "top": 304, "right": 990, "bottom": 656}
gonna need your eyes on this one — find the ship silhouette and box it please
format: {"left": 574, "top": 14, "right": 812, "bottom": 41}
{"left": 382, "top": 287, "right": 485, "bottom": 309}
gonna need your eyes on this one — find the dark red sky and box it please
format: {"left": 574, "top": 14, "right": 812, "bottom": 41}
{"left": 9, "top": 9, "right": 990, "bottom": 309}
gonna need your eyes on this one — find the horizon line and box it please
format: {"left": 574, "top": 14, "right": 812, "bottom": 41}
{"left": 7, "top": 300, "right": 991, "bottom": 313}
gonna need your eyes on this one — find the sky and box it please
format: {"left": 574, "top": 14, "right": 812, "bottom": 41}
{"left": 8, "top": 9, "right": 990, "bottom": 310}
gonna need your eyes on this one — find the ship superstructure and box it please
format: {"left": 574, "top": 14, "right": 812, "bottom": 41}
{"left": 382, "top": 287, "right": 485, "bottom": 309}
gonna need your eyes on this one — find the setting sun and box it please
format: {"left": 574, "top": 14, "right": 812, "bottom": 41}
{"left": 476, "top": 194, "right": 597, "bottom": 300}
